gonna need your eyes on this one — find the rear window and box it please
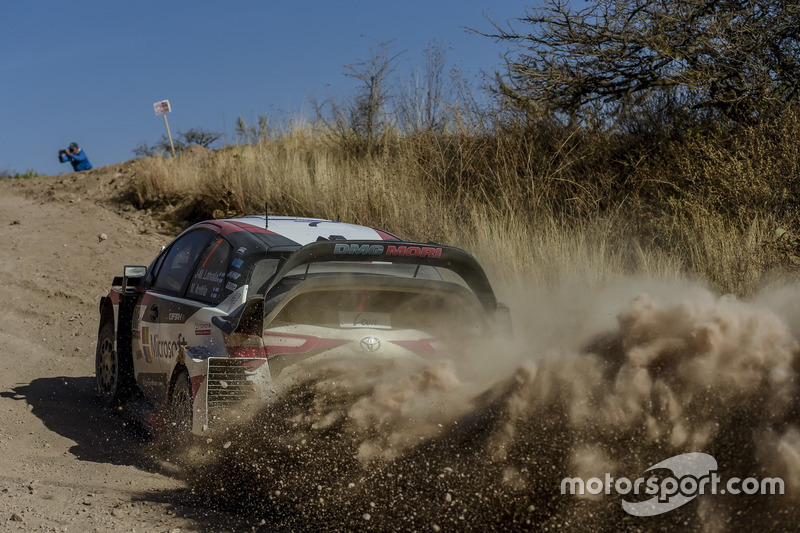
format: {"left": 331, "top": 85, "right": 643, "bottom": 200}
{"left": 248, "top": 258, "right": 470, "bottom": 295}
{"left": 269, "top": 288, "right": 485, "bottom": 338}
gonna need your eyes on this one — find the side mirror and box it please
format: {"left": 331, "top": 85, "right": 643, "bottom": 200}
{"left": 122, "top": 265, "right": 147, "bottom": 292}
{"left": 124, "top": 265, "right": 147, "bottom": 278}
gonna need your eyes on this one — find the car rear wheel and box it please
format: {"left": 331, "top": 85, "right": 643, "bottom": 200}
{"left": 95, "top": 320, "right": 135, "bottom": 406}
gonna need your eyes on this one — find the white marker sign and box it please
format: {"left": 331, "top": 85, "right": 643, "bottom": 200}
{"left": 153, "top": 100, "right": 171, "bottom": 116}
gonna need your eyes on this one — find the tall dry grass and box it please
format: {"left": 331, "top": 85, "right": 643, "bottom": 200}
{"left": 126, "top": 112, "right": 800, "bottom": 296}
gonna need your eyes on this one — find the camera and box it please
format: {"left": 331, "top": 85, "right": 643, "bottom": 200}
{"left": 59, "top": 149, "right": 68, "bottom": 156}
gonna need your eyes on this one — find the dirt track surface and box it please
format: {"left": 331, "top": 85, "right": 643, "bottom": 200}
{"left": 7, "top": 165, "right": 800, "bottom": 532}
{"left": 0, "top": 168, "right": 251, "bottom": 531}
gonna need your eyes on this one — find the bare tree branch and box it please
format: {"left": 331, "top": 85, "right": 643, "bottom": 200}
{"left": 474, "top": 0, "right": 800, "bottom": 124}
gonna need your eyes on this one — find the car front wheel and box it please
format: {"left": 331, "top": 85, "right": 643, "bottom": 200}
{"left": 167, "top": 369, "right": 194, "bottom": 438}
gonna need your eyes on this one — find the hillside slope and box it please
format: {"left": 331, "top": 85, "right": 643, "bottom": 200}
{"left": 0, "top": 165, "right": 253, "bottom": 531}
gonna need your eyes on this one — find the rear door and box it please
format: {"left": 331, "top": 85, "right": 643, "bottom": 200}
{"left": 181, "top": 235, "right": 235, "bottom": 355}
{"left": 132, "top": 229, "right": 217, "bottom": 402}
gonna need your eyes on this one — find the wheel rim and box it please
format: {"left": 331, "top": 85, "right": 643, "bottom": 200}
{"left": 96, "top": 337, "right": 117, "bottom": 397}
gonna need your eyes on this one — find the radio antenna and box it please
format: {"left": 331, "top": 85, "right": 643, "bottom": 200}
{"left": 265, "top": 202, "right": 269, "bottom": 228}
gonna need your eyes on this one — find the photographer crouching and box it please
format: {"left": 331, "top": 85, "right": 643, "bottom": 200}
{"left": 58, "top": 142, "right": 92, "bottom": 172}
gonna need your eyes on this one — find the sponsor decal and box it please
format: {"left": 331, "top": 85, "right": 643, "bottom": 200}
{"left": 339, "top": 311, "right": 391, "bottom": 329}
{"left": 334, "top": 243, "right": 384, "bottom": 255}
{"left": 195, "top": 323, "right": 212, "bottom": 336}
{"left": 167, "top": 312, "right": 185, "bottom": 322}
{"left": 231, "top": 258, "right": 244, "bottom": 269}
{"left": 140, "top": 331, "right": 188, "bottom": 360}
{"left": 235, "top": 246, "right": 247, "bottom": 256}
{"left": 225, "top": 281, "right": 238, "bottom": 291}
{"left": 225, "top": 286, "right": 246, "bottom": 312}
{"left": 333, "top": 243, "right": 443, "bottom": 259}
{"left": 186, "top": 346, "right": 213, "bottom": 359}
{"left": 141, "top": 327, "right": 153, "bottom": 363}
{"left": 226, "top": 270, "right": 241, "bottom": 280}
{"left": 386, "top": 245, "right": 442, "bottom": 258}
{"left": 139, "top": 375, "right": 163, "bottom": 387}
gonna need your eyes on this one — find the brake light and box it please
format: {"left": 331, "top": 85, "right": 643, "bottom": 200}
{"left": 225, "top": 332, "right": 267, "bottom": 358}
{"left": 389, "top": 338, "right": 440, "bottom": 355}
{"left": 263, "top": 332, "right": 349, "bottom": 357}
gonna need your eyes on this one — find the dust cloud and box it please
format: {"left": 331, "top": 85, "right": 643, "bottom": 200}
{"left": 175, "top": 279, "right": 800, "bottom": 531}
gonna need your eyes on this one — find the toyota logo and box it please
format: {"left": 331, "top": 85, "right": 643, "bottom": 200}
{"left": 360, "top": 336, "right": 381, "bottom": 352}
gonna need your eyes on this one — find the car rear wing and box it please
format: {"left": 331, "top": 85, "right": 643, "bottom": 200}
{"left": 263, "top": 240, "right": 498, "bottom": 313}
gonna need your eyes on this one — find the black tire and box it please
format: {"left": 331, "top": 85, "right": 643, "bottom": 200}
{"left": 167, "top": 368, "right": 194, "bottom": 438}
{"left": 150, "top": 369, "right": 195, "bottom": 470}
{"left": 95, "top": 320, "right": 135, "bottom": 406}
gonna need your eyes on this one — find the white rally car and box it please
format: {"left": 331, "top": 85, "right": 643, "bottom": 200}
{"left": 95, "top": 215, "right": 509, "bottom": 434}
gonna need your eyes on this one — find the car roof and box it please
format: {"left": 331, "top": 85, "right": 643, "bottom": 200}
{"left": 171, "top": 216, "right": 498, "bottom": 313}
{"left": 189, "top": 216, "right": 402, "bottom": 250}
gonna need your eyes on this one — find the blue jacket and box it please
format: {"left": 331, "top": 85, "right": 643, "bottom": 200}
{"left": 59, "top": 149, "right": 93, "bottom": 171}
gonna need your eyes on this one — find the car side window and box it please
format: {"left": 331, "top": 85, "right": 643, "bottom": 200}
{"left": 187, "top": 237, "right": 232, "bottom": 304}
{"left": 152, "top": 230, "right": 215, "bottom": 295}
{"left": 145, "top": 247, "right": 168, "bottom": 287}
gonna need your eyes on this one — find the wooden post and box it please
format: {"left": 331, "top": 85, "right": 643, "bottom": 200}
{"left": 163, "top": 114, "right": 176, "bottom": 157}
{"left": 154, "top": 100, "right": 176, "bottom": 157}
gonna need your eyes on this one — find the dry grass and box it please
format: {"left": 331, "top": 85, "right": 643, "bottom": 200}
{"left": 126, "top": 114, "right": 800, "bottom": 296}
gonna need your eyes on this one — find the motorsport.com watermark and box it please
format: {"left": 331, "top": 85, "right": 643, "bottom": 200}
{"left": 561, "top": 453, "right": 784, "bottom": 517}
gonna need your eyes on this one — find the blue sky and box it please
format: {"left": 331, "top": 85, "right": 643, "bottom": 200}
{"left": 1, "top": 1, "right": 525, "bottom": 176}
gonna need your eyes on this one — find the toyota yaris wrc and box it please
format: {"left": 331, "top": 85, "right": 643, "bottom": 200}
{"left": 95, "top": 215, "right": 509, "bottom": 434}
